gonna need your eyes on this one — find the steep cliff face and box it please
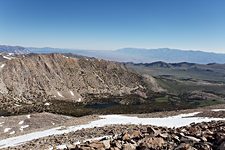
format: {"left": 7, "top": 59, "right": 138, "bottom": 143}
{"left": 0, "top": 54, "right": 150, "bottom": 107}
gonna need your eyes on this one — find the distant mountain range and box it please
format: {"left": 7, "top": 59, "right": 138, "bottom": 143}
{"left": 1, "top": 45, "right": 225, "bottom": 64}
{"left": 28, "top": 47, "right": 225, "bottom": 64}
{"left": 0, "top": 45, "right": 30, "bottom": 54}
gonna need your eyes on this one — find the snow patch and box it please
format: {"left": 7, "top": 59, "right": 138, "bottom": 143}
{"left": 1, "top": 112, "right": 225, "bottom": 148}
{"left": 18, "top": 121, "right": 24, "bottom": 125}
{"left": 211, "top": 109, "right": 225, "bottom": 112}
{"left": 70, "top": 91, "right": 74, "bottom": 96}
{"left": 0, "top": 64, "right": 5, "bottom": 68}
{"left": 44, "top": 102, "right": 50, "bottom": 106}
{"left": 20, "top": 125, "right": 29, "bottom": 131}
{"left": 57, "top": 92, "right": 63, "bottom": 97}
{"left": 0, "top": 122, "right": 4, "bottom": 127}
{"left": 9, "top": 131, "right": 15, "bottom": 135}
{"left": 77, "top": 98, "right": 82, "bottom": 102}
{"left": 26, "top": 115, "right": 31, "bottom": 119}
{"left": 4, "top": 128, "right": 11, "bottom": 133}
{"left": 21, "top": 125, "right": 29, "bottom": 129}
{"left": 3, "top": 56, "right": 12, "bottom": 60}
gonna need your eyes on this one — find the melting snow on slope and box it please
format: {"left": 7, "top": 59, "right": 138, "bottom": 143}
{"left": 70, "top": 91, "right": 74, "bottom": 96}
{"left": 57, "top": 92, "right": 63, "bottom": 97}
{"left": 211, "top": 109, "right": 225, "bottom": 112}
{"left": 4, "top": 128, "right": 11, "bottom": 133}
{"left": 20, "top": 125, "right": 29, "bottom": 132}
{"left": 18, "top": 121, "right": 24, "bottom": 125}
{"left": 44, "top": 102, "right": 50, "bottom": 106}
{"left": 77, "top": 98, "right": 82, "bottom": 102}
{"left": 3, "top": 56, "right": 12, "bottom": 60}
{"left": 9, "top": 131, "right": 15, "bottom": 135}
{"left": 0, "top": 112, "right": 225, "bottom": 148}
{"left": 20, "top": 125, "right": 29, "bottom": 129}
{"left": 0, "top": 64, "right": 5, "bottom": 68}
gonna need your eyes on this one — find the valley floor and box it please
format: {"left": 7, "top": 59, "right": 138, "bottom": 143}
{"left": 0, "top": 104, "right": 225, "bottom": 149}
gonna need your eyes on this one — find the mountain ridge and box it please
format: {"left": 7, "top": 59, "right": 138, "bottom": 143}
{"left": 28, "top": 47, "right": 225, "bottom": 64}
{"left": 0, "top": 53, "right": 160, "bottom": 115}
{"left": 1, "top": 45, "right": 225, "bottom": 64}
{"left": 0, "top": 45, "right": 30, "bottom": 54}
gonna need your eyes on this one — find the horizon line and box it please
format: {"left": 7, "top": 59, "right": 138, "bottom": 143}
{"left": 1, "top": 44, "right": 225, "bottom": 55}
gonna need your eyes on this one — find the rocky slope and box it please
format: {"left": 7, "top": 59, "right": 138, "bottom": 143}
{"left": 0, "top": 54, "right": 156, "bottom": 114}
{"left": 4, "top": 120, "right": 225, "bottom": 150}
{"left": 66, "top": 121, "right": 225, "bottom": 150}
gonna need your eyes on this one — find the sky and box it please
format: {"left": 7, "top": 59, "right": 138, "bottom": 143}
{"left": 0, "top": 0, "right": 225, "bottom": 53}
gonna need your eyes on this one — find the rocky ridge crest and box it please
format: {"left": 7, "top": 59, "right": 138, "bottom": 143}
{"left": 0, "top": 54, "right": 154, "bottom": 111}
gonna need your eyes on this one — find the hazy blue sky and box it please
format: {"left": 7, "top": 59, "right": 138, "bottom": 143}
{"left": 0, "top": 0, "right": 225, "bottom": 53}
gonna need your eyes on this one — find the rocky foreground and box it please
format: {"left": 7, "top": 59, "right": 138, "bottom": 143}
{"left": 59, "top": 121, "right": 225, "bottom": 150}
{"left": 4, "top": 120, "right": 224, "bottom": 150}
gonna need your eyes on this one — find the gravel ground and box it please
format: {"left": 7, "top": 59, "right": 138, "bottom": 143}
{"left": 0, "top": 113, "right": 99, "bottom": 140}
{"left": 128, "top": 104, "right": 225, "bottom": 118}
{"left": 3, "top": 121, "right": 225, "bottom": 150}
{"left": 0, "top": 104, "right": 225, "bottom": 149}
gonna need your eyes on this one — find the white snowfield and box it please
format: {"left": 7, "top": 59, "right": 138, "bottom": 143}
{"left": 18, "top": 120, "right": 24, "bottom": 125}
{"left": 57, "top": 91, "right": 63, "bottom": 97}
{"left": 0, "top": 112, "right": 225, "bottom": 148}
{"left": 0, "top": 64, "right": 5, "bottom": 68}
{"left": 70, "top": 91, "right": 74, "bottom": 96}
{"left": 3, "top": 56, "right": 12, "bottom": 60}
{"left": 44, "top": 102, "right": 50, "bottom": 106}
{"left": 3, "top": 128, "right": 11, "bottom": 133}
{"left": 211, "top": 109, "right": 225, "bottom": 112}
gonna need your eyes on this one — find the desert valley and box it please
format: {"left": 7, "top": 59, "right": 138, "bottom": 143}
{"left": 0, "top": 45, "right": 224, "bottom": 149}
{"left": 1, "top": 0, "right": 225, "bottom": 149}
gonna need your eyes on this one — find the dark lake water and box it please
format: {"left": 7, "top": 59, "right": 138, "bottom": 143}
{"left": 84, "top": 103, "right": 119, "bottom": 109}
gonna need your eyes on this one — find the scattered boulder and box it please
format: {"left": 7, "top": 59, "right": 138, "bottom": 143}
{"left": 8, "top": 120, "right": 225, "bottom": 150}
{"left": 69, "top": 121, "right": 225, "bottom": 150}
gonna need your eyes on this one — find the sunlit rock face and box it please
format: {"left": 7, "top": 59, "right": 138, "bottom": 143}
{"left": 0, "top": 54, "right": 155, "bottom": 108}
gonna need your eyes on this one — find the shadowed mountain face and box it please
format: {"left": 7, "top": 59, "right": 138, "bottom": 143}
{"left": 28, "top": 47, "right": 225, "bottom": 64}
